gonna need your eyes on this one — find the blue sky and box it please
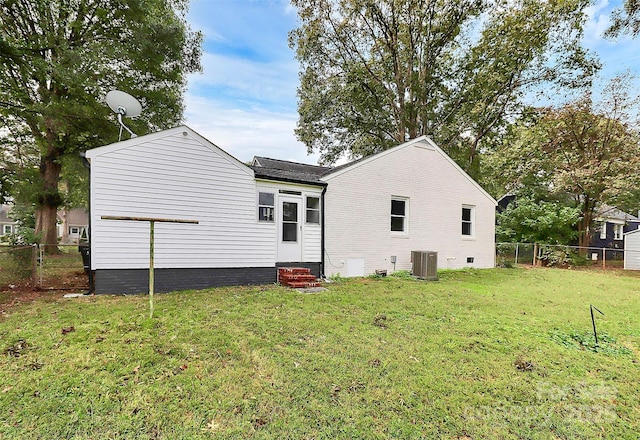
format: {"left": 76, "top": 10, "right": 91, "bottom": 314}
{"left": 184, "top": 0, "right": 640, "bottom": 165}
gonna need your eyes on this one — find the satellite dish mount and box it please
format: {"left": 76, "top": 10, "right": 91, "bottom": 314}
{"left": 106, "top": 90, "right": 142, "bottom": 141}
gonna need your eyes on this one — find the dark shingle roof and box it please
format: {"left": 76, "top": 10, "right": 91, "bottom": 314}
{"left": 251, "top": 156, "right": 332, "bottom": 186}
{"left": 597, "top": 204, "right": 640, "bottom": 222}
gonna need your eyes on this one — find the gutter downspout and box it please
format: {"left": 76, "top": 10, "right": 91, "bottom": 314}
{"left": 80, "top": 152, "right": 94, "bottom": 294}
{"left": 320, "top": 185, "right": 327, "bottom": 279}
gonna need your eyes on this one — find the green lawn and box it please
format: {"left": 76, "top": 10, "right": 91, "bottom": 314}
{"left": 1, "top": 268, "right": 639, "bottom": 439}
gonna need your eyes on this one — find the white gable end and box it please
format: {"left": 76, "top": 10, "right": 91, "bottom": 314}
{"left": 87, "top": 127, "right": 276, "bottom": 270}
{"left": 322, "top": 137, "right": 496, "bottom": 276}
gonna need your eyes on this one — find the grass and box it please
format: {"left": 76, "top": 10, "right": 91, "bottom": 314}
{"left": 1, "top": 268, "right": 639, "bottom": 439}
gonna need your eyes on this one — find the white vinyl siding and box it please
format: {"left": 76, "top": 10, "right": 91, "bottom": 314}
{"left": 625, "top": 230, "right": 640, "bottom": 270}
{"left": 323, "top": 137, "right": 496, "bottom": 276}
{"left": 87, "top": 128, "right": 275, "bottom": 270}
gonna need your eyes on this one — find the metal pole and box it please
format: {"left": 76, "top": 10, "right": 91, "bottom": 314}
{"left": 602, "top": 248, "right": 606, "bottom": 270}
{"left": 149, "top": 220, "right": 155, "bottom": 319}
{"left": 590, "top": 304, "right": 604, "bottom": 346}
{"left": 515, "top": 243, "right": 519, "bottom": 266}
{"left": 100, "top": 215, "right": 198, "bottom": 319}
{"left": 533, "top": 243, "right": 538, "bottom": 266}
{"left": 31, "top": 245, "right": 38, "bottom": 285}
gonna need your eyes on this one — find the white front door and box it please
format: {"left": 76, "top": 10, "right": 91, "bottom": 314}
{"left": 277, "top": 196, "right": 302, "bottom": 262}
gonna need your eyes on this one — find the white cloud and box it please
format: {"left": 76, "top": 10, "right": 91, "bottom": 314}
{"left": 584, "top": 0, "right": 612, "bottom": 42}
{"left": 187, "top": 52, "right": 298, "bottom": 105}
{"left": 183, "top": 94, "right": 320, "bottom": 165}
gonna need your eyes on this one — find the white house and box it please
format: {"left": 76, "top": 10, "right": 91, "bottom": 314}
{"left": 85, "top": 126, "right": 325, "bottom": 294}
{"left": 0, "top": 204, "right": 17, "bottom": 239}
{"left": 322, "top": 136, "right": 496, "bottom": 277}
{"left": 85, "top": 126, "right": 496, "bottom": 294}
{"left": 624, "top": 229, "right": 640, "bottom": 270}
{"left": 57, "top": 208, "right": 89, "bottom": 244}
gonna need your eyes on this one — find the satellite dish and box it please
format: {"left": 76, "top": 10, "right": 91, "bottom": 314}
{"left": 106, "top": 90, "right": 142, "bottom": 140}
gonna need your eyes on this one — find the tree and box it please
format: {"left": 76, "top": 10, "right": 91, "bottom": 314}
{"left": 606, "top": 0, "right": 640, "bottom": 37}
{"left": 0, "top": 0, "right": 202, "bottom": 251}
{"left": 496, "top": 196, "right": 581, "bottom": 245}
{"left": 289, "top": 0, "right": 598, "bottom": 170}
{"left": 489, "top": 76, "right": 640, "bottom": 250}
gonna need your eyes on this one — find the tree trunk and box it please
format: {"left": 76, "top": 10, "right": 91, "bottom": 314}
{"left": 36, "top": 151, "right": 62, "bottom": 254}
{"left": 577, "top": 197, "right": 595, "bottom": 256}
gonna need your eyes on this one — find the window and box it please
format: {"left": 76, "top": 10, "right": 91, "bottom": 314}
{"left": 391, "top": 198, "right": 407, "bottom": 233}
{"left": 614, "top": 224, "right": 623, "bottom": 240}
{"left": 258, "top": 192, "right": 274, "bottom": 222}
{"left": 462, "top": 205, "right": 474, "bottom": 236}
{"left": 3, "top": 225, "right": 12, "bottom": 235}
{"left": 306, "top": 196, "right": 320, "bottom": 224}
{"left": 599, "top": 222, "right": 607, "bottom": 240}
{"left": 69, "top": 226, "right": 80, "bottom": 235}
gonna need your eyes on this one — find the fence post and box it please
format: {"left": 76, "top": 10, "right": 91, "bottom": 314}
{"left": 533, "top": 243, "right": 538, "bottom": 266}
{"left": 602, "top": 248, "right": 606, "bottom": 270}
{"left": 38, "top": 246, "right": 44, "bottom": 288}
{"left": 31, "top": 245, "right": 38, "bottom": 285}
{"left": 515, "top": 243, "right": 519, "bottom": 265}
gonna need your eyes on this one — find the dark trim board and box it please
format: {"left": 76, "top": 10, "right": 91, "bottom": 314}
{"left": 94, "top": 267, "right": 276, "bottom": 294}
{"left": 93, "top": 262, "right": 322, "bottom": 294}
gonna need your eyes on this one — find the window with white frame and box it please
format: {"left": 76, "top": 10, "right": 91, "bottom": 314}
{"left": 258, "top": 192, "right": 275, "bottom": 222}
{"left": 69, "top": 226, "right": 80, "bottom": 235}
{"left": 3, "top": 224, "right": 12, "bottom": 235}
{"left": 391, "top": 197, "right": 408, "bottom": 233}
{"left": 306, "top": 196, "right": 320, "bottom": 224}
{"left": 614, "top": 224, "right": 623, "bottom": 240}
{"left": 599, "top": 222, "right": 607, "bottom": 240}
{"left": 462, "top": 205, "right": 474, "bottom": 236}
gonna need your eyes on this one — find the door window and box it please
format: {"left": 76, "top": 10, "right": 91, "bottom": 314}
{"left": 282, "top": 201, "right": 298, "bottom": 242}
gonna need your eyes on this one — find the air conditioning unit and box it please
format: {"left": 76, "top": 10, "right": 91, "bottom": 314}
{"left": 411, "top": 251, "right": 438, "bottom": 280}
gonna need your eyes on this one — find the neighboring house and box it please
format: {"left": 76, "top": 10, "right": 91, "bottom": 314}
{"left": 496, "top": 194, "right": 516, "bottom": 213}
{"left": 57, "top": 208, "right": 89, "bottom": 244}
{"left": 85, "top": 126, "right": 496, "bottom": 294}
{"left": 592, "top": 205, "right": 640, "bottom": 252}
{"left": 0, "top": 204, "right": 17, "bottom": 239}
{"left": 624, "top": 229, "right": 640, "bottom": 270}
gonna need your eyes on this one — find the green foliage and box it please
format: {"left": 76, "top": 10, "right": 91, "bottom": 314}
{"left": 489, "top": 77, "right": 640, "bottom": 248}
{"left": 0, "top": 245, "right": 33, "bottom": 282}
{"left": 550, "top": 330, "right": 634, "bottom": 357}
{"left": 538, "top": 245, "right": 572, "bottom": 267}
{"left": 390, "top": 270, "right": 413, "bottom": 279}
{"left": 0, "top": 0, "right": 203, "bottom": 245}
{"left": 1, "top": 269, "right": 639, "bottom": 438}
{"left": 606, "top": 0, "right": 640, "bottom": 37}
{"left": 289, "top": 0, "right": 598, "bottom": 171}
{"left": 497, "top": 196, "right": 581, "bottom": 245}
{"left": 327, "top": 272, "right": 346, "bottom": 283}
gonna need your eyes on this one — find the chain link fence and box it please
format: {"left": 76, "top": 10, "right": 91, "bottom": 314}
{"left": 0, "top": 244, "right": 88, "bottom": 292}
{"left": 496, "top": 242, "right": 632, "bottom": 270}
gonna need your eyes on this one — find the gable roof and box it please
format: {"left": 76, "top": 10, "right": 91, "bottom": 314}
{"left": 0, "top": 204, "right": 14, "bottom": 223}
{"left": 596, "top": 204, "right": 640, "bottom": 223}
{"left": 85, "top": 125, "right": 254, "bottom": 177}
{"left": 321, "top": 136, "right": 497, "bottom": 205}
{"left": 251, "top": 156, "right": 330, "bottom": 186}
